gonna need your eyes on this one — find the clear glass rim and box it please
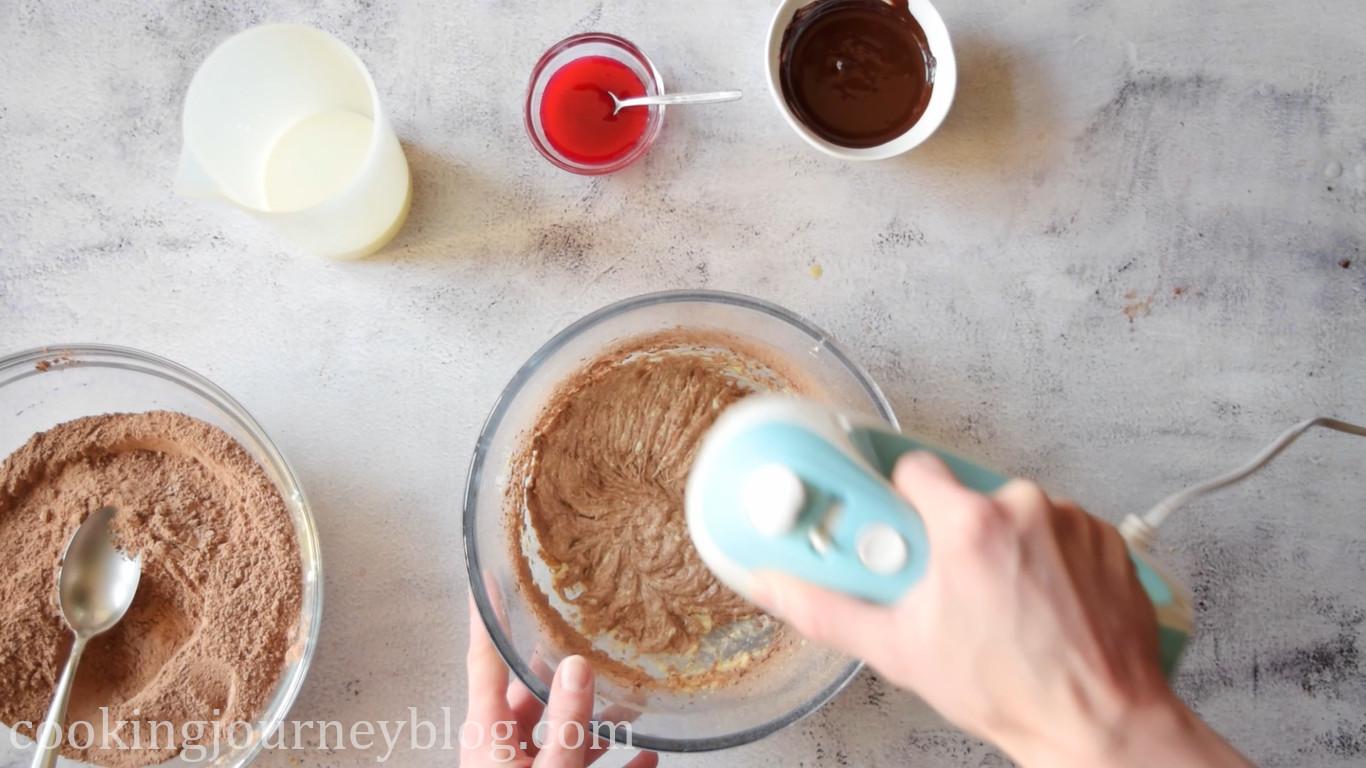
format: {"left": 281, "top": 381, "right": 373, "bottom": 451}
{"left": 0, "top": 343, "right": 325, "bottom": 767}
{"left": 462, "top": 290, "right": 897, "bottom": 752}
{"left": 523, "top": 32, "right": 667, "bottom": 176}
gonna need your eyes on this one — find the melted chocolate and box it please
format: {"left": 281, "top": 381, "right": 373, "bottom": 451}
{"left": 779, "top": 0, "right": 936, "bottom": 148}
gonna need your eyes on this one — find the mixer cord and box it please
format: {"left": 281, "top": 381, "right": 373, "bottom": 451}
{"left": 1120, "top": 417, "right": 1366, "bottom": 551}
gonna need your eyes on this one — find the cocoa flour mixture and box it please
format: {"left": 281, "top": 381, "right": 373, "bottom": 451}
{"left": 509, "top": 331, "right": 803, "bottom": 687}
{"left": 0, "top": 412, "right": 302, "bottom": 768}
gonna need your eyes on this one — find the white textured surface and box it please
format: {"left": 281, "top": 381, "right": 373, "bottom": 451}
{"left": 3, "top": 1, "right": 1365, "bottom": 766}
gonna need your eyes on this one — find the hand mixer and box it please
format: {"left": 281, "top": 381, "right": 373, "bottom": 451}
{"left": 685, "top": 396, "right": 1366, "bottom": 675}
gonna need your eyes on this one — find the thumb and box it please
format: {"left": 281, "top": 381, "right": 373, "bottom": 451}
{"left": 751, "top": 570, "right": 894, "bottom": 662}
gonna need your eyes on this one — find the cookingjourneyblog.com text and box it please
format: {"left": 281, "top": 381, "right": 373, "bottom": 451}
{"left": 7, "top": 708, "right": 635, "bottom": 763}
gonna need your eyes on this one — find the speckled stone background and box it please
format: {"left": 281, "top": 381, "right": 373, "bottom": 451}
{"left": 2, "top": 0, "right": 1364, "bottom": 766}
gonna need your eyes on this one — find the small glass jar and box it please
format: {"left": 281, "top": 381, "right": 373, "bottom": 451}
{"left": 525, "top": 33, "right": 666, "bottom": 175}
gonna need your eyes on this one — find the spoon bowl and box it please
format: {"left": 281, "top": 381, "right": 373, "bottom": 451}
{"left": 58, "top": 506, "right": 143, "bottom": 634}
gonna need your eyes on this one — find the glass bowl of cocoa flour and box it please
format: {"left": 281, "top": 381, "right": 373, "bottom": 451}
{"left": 0, "top": 345, "right": 322, "bottom": 768}
{"left": 464, "top": 290, "right": 898, "bottom": 752}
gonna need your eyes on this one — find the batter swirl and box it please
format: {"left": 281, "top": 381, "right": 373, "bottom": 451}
{"left": 510, "top": 332, "right": 800, "bottom": 681}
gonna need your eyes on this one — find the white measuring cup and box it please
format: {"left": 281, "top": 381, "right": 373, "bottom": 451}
{"left": 176, "top": 24, "right": 411, "bottom": 259}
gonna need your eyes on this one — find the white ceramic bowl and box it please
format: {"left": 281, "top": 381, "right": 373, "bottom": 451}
{"left": 765, "top": 0, "right": 958, "bottom": 160}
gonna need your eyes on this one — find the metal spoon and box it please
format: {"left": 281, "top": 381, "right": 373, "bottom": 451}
{"left": 31, "top": 506, "right": 142, "bottom": 768}
{"left": 609, "top": 90, "right": 743, "bottom": 115}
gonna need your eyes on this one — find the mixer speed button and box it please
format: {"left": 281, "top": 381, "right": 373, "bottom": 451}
{"left": 857, "top": 523, "right": 909, "bottom": 575}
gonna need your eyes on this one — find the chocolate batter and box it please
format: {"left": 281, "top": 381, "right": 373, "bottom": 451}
{"left": 509, "top": 331, "right": 802, "bottom": 685}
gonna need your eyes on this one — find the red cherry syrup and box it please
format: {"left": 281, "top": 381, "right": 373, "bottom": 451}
{"left": 541, "top": 56, "right": 649, "bottom": 165}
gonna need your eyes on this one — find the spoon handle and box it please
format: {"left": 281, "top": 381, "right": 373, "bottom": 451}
{"left": 615, "top": 90, "right": 743, "bottom": 110}
{"left": 31, "top": 634, "right": 88, "bottom": 768}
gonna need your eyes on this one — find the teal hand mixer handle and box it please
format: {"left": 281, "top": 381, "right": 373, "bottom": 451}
{"left": 685, "top": 396, "right": 1192, "bottom": 675}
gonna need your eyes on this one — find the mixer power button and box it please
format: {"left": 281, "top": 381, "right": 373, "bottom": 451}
{"left": 742, "top": 463, "right": 806, "bottom": 537}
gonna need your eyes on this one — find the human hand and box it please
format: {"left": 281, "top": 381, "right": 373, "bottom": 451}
{"left": 749, "top": 452, "right": 1250, "bottom": 768}
{"left": 461, "top": 596, "right": 658, "bottom": 768}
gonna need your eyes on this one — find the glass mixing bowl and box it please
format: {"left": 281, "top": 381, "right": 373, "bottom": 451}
{"left": 463, "top": 290, "right": 897, "bottom": 752}
{"left": 0, "top": 344, "right": 323, "bottom": 768}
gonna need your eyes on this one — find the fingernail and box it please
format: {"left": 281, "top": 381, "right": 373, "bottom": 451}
{"left": 559, "top": 655, "right": 591, "bottom": 692}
